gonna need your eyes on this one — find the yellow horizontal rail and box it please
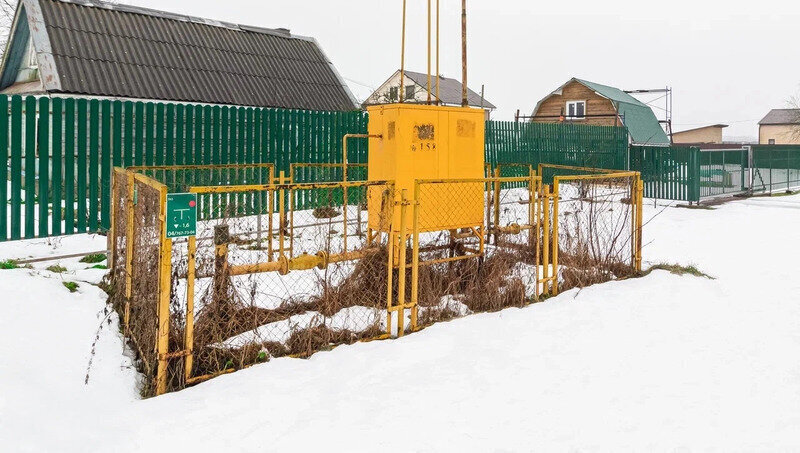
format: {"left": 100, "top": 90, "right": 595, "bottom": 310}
{"left": 554, "top": 171, "right": 639, "bottom": 182}
{"left": 189, "top": 180, "right": 392, "bottom": 194}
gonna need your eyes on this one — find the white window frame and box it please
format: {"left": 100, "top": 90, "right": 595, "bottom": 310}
{"left": 565, "top": 100, "right": 586, "bottom": 120}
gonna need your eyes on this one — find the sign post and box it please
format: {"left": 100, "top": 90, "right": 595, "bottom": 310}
{"left": 166, "top": 193, "right": 197, "bottom": 239}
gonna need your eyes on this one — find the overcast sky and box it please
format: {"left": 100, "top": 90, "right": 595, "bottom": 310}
{"left": 130, "top": 0, "right": 800, "bottom": 139}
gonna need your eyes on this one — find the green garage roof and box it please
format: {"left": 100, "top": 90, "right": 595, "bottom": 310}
{"left": 576, "top": 79, "right": 670, "bottom": 145}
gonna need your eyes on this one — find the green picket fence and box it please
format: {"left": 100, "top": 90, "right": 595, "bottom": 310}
{"left": 629, "top": 145, "right": 701, "bottom": 202}
{"left": 0, "top": 95, "right": 369, "bottom": 241}
{"left": 750, "top": 145, "right": 800, "bottom": 193}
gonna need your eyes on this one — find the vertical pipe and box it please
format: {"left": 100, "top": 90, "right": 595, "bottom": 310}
{"left": 397, "top": 190, "right": 408, "bottom": 337}
{"left": 411, "top": 182, "right": 420, "bottom": 330}
{"left": 436, "top": 0, "right": 440, "bottom": 103}
{"left": 278, "top": 171, "right": 285, "bottom": 257}
{"left": 343, "top": 185, "right": 349, "bottom": 253}
{"left": 184, "top": 235, "right": 196, "bottom": 382}
{"left": 399, "top": 0, "right": 407, "bottom": 103}
{"left": 427, "top": 0, "right": 432, "bottom": 105}
{"left": 461, "top": 0, "right": 468, "bottom": 107}
{"left": 342, "top": 136, "right": 348, "bottom": 182}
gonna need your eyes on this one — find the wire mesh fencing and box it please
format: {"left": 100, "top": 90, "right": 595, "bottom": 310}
{"left": 553, "top": 172, "right": 642, "bottom": 291}
{"left": 181, "top": 180, "right": 396, "bottom": 384}
{"left": 109, "top": 169, "right": 171, "bottom": 396}
{"left": 109, "top": 164, "right": 643, "bottom": 397}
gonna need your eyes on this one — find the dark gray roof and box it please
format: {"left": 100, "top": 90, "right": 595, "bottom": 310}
{"left": 1, "top": 0, "right": 357, "bottom": 111}
{"left": 402, "top": 70, "right": 496, "bottom": 109}
{"left": 759, "top": 109, "right": 800, "bottom": 125}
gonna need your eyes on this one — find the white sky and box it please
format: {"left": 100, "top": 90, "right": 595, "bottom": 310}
{"left": 130, "top": 0, "right": 800, "bottom": 139}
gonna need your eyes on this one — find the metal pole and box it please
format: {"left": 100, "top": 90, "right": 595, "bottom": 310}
{"left": 461, "top": 0, "right": 468, "bottom": 107}
{"left": 427, "top": 0, "right": 432, "bottom": 105}
{"left": 436, "top": 0, "right": 440, "bottom": 104}
{"left": 400, "top": 0, "right": 407, "bottom": 103}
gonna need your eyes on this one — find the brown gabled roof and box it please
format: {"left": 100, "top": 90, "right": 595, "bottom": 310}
{"left": 1, "top": 0, "right": 358, "bottom": 111}
{"left": 759, "top": 109, "right": 800, "bottom": 126}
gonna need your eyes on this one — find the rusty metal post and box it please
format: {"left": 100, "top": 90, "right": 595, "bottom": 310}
{"left": 213, "top": 224, "right": 231, "bottom": 300}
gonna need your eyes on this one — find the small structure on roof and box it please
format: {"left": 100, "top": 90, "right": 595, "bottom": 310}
{"left": 758, "top": 109, "right": 800, "bottom": 145}
{"left": 363, "top": 69, "right": 495, "bottom": 119}
{"left": 0, "top": 0, "right": 358, "bottom": 111}
{"left": 673, "top": 124, "right": 728, "bottom": 145}
{"left": 530, "top": 78, "right": 670, "bottom": 145}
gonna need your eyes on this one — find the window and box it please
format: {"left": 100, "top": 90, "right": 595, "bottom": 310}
{"left": 387, "top": 85, "right": 416, "bottom": 102}
{"left": 566, "top": 101, "right": 586, "bottom": 120}
{"left": 768, "top": 139, "right": 776, "bottom": 145}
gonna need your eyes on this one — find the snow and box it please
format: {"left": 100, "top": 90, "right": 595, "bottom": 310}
{"left": 2, "top": 193, "right": 800, "bottom": 451}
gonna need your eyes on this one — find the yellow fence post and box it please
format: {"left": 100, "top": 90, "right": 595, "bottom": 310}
{"left": 396, "top": 189, "right": 408, "bottom": 337}
{"left": 124, "top": 171, "right": 135, "bottom": 333}
{"left": 636, "top": 177, "right": 644, "bottom": 272}
{"left": 541, "top": 184, "right": 550, "bottom": 295}
{"left": 493, "top": 168, "right": 501, "bottom": 244}
{"left": 385, "top": 229, "right": 395, "bottom": 337}
{"left": 551, "top": 178, "right": 560, "bottom": 297}
{"left": 156, "top": 184, "right": 172, "bottom": 396}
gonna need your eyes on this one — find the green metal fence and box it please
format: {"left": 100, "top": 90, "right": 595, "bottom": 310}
{"left": 698, "top": 148, "right": 749, "bottom": 198}
{"left": 0, "top": 94, "right": 368, "bottom": 241}
{"left": 485, "top": 121, "right": 629, "bottom": 170}
{"left": 16, "top": 92, "right": 799, "bottom": 242}
{"left": 629, "top": 145, "right": 701, "bottom": 202}
{"left": 750, "top": 145, "right": 800, "bottom": 193}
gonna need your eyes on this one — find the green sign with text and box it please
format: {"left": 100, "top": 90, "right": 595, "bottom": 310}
{"left": 165, "top": 193, "right": 197, "bottom": 238}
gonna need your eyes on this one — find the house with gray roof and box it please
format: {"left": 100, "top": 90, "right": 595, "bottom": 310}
{"left": 363, "top": 69, "right": 496, "bottom": 119}
{"left": 531, "top": 78, "right": 670, "bottom": 145}
{"left": 758, "top": 109, "right": 800, "bottom": 145}
{"left": 0, "top": 0, "right": 358, "bottom": 111}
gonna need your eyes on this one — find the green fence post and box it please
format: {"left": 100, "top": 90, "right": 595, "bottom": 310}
{"left": 0, "top": 95, "right": 8, "bottom": 241}
{"left": 88, "top": 99, "right": 99, "bottom": 232}
{"left": 24, "top": 96, "right": 36, "bottom": 238}
{"left": 10, "top": 96, "right": 21, "bottom": 240}
{"left": 101, "top": 100, "right": 112, "bottom": 231}
{"left": 37, "top": 97, "right": 50, "bottom": 238}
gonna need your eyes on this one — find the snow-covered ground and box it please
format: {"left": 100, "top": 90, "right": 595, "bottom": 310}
{"left": 1, "top": 194, "right": 800, "bottom": 452}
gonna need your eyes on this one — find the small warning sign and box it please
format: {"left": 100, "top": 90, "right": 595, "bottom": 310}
{"left": 165, "top": 193, "right": 197, "bottom": 239}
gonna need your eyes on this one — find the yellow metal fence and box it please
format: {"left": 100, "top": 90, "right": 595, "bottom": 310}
{"left": 110, "top": 164, "right": 643, "bottom": 396}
